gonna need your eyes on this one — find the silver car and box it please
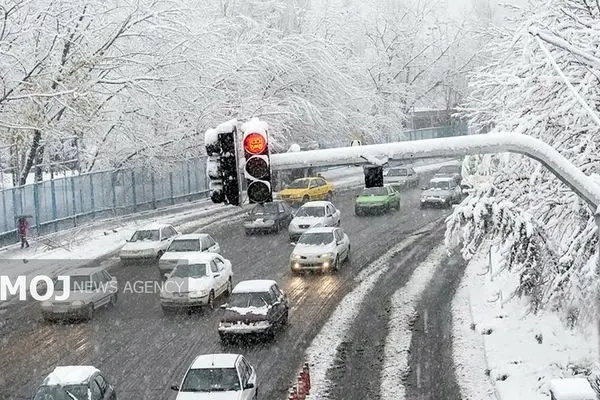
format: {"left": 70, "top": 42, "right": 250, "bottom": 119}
{"left": 288, "top": 201, "right": 341, "bottom": 242}
{"left": 40, "top": 267, "right": 118, "bottom": 321}
{"left": 384, "top": 166, "right": 420, "bottom": 189}
{"left": 420, "top": 177, "right": 462, "bottom": 208}
{"left": 158, "top": 233, "right": 220, "bottom": 280}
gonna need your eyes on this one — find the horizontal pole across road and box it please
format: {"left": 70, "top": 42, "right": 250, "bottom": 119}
{"left": 270, "top": 133, "right": 600, "bottom": 210}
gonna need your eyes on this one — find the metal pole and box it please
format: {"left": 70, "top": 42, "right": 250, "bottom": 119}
{"left": 50, "top": 178, "right": 57, "bottom": 232}
{"left": 131, "top": 170, "right": 137, "bottom": 212}
{"left": 595, "top": 212, "right": 600, "bottom": 362}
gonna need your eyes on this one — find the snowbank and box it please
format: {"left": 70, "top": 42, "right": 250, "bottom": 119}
{"left": 452, "top": 246, "right": 598, "bottom": 399}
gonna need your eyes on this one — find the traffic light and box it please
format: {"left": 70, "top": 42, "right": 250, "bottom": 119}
{"left": 241, "top": 118, "right": 272, "bottom": 203}
{"left": 204, "top": 123, "right": 241, "bottom": 206}
{"left": 364, "top": 165, "right": 383, "bottom": 188}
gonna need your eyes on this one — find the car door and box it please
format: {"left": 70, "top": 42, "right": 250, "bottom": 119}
{"left": 267, "top": 285, "right": 284, "bottom": 323}
{"left": 206, "top": 235, "right": 220, "bottom": 253}
{"left": 93, "top": 374, "right": 115, "bottom": 400}
{"left": 159, "top": 228, "right": 171, "bottom": 251}
{"left": 336, "top": 228, "right": 349, "bottom": 259}
{"left": 90, "top": 378, "right": 103, "bottom": 400}
{"left": 240, "top": 357, "right": 257, "bottom": 399}
{"left": 208, "top": 260, "right": 223, "bottom": 295}
{"left": 331, "top": 204, "right": 341, "bottom": 225}
{"left": 97, "top": 270, "right": 117, "bottom": 306}
{"left": 91, "top": 273, "right": 109, "bottom": 307}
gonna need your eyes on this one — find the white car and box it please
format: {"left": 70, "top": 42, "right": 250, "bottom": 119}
{"left": 420, "top": 177, "right": 463, "bottom": 208}
{"left": 119, "top": 223, "right": 181, "bottom": 264}
{"left": 33, "top": 365, "right": 117, "bottom": 400}
{"left": 288, "top": 201, "right": 341, "bottom": 242}
{"left": 160, "top": 253, "right": 233, "bottom": 312}
{"left": 40, "top": 267, "right": 118, "bottom": 321}
{"left": 158, "top": 233, "right": 220, "bottom": 280}
{"left": 290, "top": 227, "right": 350, "bottom": 274}
{"left": 171, "top": 353, "right": 257, "bottom": 400}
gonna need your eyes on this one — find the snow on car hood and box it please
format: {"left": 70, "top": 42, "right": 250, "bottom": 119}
{"left": 121, "top": 241, "right": 160, "bottom": 251}
{"left": 293, "top": 242, "right": 336, "bottom": 256}
{"left": 165, "top": 276, "right": 212, "bottom": 293}
{"left": 175, "top": 390, "right": 241, "bottom": 400}
{"left": 160, "top": 251, "right": 203, "bottom": 261}
{"left": 422, "top": 188, "right": 453, "bottom": 198}
{"left": 227, "top": 306, "right": 269, "bottom": 316}
{"left": 291, "top": 216, "right": 325, "bottom": 226}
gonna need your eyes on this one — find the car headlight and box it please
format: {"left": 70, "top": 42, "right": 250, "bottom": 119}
{"left": 291, "top": 253, "right": 301, "bottom": 260}
{"left": 264, "top": 219, "right": 275, "bottom": 224}
{"left": 313, "top": 222, "right": 323, "bottom": 227}
{"left": 71, "top": 300, "right": 84, "bottom": 306}
{"left": 320, "top": 252, "right": 334, "bottom": 259}
{"left": 189, "top": 290, "right": 208, "bottom": 298}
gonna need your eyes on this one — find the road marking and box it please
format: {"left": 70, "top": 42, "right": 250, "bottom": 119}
{"left": 304, "top": 218, "right": 442, "bottom": 399}
{"left": 380, "top": 244, "right": 447, "bottom": 400}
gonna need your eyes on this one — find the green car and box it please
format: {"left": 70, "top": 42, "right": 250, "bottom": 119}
{"left": 354, "top": 185, "right": 401, "bottom": 216}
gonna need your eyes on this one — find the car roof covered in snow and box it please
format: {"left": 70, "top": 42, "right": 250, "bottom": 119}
{"left": 429, "top": 177, "right": 455, "bottom": 183}
{"left": 303, "top": 227, "right": 336, "bottom": 234}
{"left": 175, "top": 253, "right": 219, "bottom": 264}
{"left": 137, "top": 223, "right": 172, "bottom": 231}
{"left": 43, "top": 366, "right": 100, "bottom": 385}
{"left": 301, "top": 201, "right": 331, "bottom": 208}
{"left": 232, "top": 280, "right": 277, "bottom": 293}
{"left": 63, "top": 266, "right": 107, "bottom": 277}
{"left": 549, "top": 378, "right": 596, "bottom": 399}
{"left": 173, "top": 233, "right": 210, "bottom": 240}
{"left": 190, "top": 353, "right": 242, "bottom": 369}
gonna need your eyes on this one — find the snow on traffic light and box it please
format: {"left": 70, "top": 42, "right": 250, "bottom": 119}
{"left": 204, "top": 119, "right": 241, "bottom": 206}
{"left": 241, "top": 118, "right": 272, "bottom": 204}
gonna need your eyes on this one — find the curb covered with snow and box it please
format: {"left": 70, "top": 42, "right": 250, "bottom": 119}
{"left": 452, "top": 247, "right": 598, "bottom": 400}
{"left": 304, "top": 218, "right": 444, "bottom": 399}
{"left": 380, "top": 244, "right": 448, "bottom": 399}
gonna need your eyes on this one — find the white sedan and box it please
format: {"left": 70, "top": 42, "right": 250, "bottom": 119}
{"left": 171, "top": 353, "right": 257, "bottom": 400}
{"left": 160, "top": 253, "right": 233, "bottom": 312}
{"left": 158, "top": 233, "right": 220, "bottom": 280}
{"left": 288, "top": 201, "right": 341, "bottom": 242}
{"left": 290, "top": 227, "right": 350, "bottom": 274}
{"left": 119, "top": 223, "right": 181, "bottom": 264}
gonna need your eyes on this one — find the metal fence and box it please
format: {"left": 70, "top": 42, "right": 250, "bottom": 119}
{"left": 0, "top": 158, "right": 209, "bottom": 247}
{"left": 0, "top": 124, "right": 469, "bottom": 247}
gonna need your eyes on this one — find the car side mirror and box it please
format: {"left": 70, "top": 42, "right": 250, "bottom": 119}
{"left": 171, "top": 385, "right": 180, "bottom": 391}
{"left": 290, "top": 242, "right": 296, "bottom": 246}
{"left": 244, "top": 382, "right": 255, "bottom": 389}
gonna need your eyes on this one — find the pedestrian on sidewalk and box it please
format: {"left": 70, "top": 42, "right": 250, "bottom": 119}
{"left": 18, "top": 216, "right": 29, "bottom": 249}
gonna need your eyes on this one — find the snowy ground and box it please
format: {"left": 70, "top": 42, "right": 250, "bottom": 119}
{"left": 452, "top": 245, "right": 598, "bottom": 399}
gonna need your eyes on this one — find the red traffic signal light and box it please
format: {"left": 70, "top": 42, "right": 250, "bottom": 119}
{"left": 244, "top": 133, "right": 267, "bottom": 154}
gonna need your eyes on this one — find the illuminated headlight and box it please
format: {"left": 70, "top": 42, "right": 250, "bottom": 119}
{"left": 189, "top": 290, "right": 208, "bottom": 298}
{"left": 319, "top": 252, "right": 334, "bottom": 259}
{"left": 292, "top": 263, "right": 300, "bottom": 269}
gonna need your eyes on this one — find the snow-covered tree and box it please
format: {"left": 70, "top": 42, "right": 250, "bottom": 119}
{"left": 448, "top": 0, "right": 600, "bottom": 324}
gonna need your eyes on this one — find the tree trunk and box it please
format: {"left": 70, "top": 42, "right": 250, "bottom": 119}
{"left": 19, "top": 130, "right": 42, "bottom": 186}
{"left": 34, "top": 144, "right": 45, "bottom": 182}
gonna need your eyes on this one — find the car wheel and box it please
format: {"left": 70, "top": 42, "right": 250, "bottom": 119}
{"left": 355, "top": 208, "right": 361, "bottom": 217}
{"left": 225, "top": 278, "right": 233, "bottom": 296}
{"left": 244, "top": 229, "right": 252, "bottom": 236}
{"left": 207, "top": 290, "right": 215, "bottom": 310}
{"left": 265, "top": 328, "right": 275, "bottom": 341}
{"left": 346, "top": 246, "right": 351, "bottom": 262}
{"left": 302, "top": 195, "right": 310, "bottom": 204}
{"left": 281, "top": 309, "right": 289, "bottom": 326}
{"left": 156, "top": 250, "right": 164, "bottom": 261}
{"left": 161, "top": 305, "right": 174, "bottom": 315}
{"left": 110, "top": 293, "right": 118, "bottom": 307}
{"left": 326, "top": 191, "right": 333, "bottom": 201}
{"left": 420, "top": 203, "right": 426, "bottom": 209}
{"left": 332, "top": 256, "right": 340, "bottom": 272}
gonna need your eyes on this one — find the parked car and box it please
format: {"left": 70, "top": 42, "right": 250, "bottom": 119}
{"left": 218, "top": 280, "right": 289, "bottom": 342}
{"left": 243, "top": 200, "right": 294, "bottom": 235}
{"left": 158, "top": 233, "right": 220, "bottom": 280}
{"left": 171, "top": 354, "right": 257, "bottom": 400}
{"left": 290, "top": 227, "right": 350, "bottom": 274}
{"left": 288, "top": 201, "right": 341, "bottom": 242}
{"left": 40, "top": 267, "right": 118, "bottom": 322}
{"left": 434, "top": 164, "right": 462, "bottom": 184}
{"left": 278, "top": 177, "right": 335, "bottom": 205}
{"left": 160, "top": 253, "right": 233, "bottom": 313}
{"left": 354, "top": 185, "right": 401, "bottom": 216}
{"left": 383, "top": 166, "right": 420, "bottom": 189}
{"left": 119, "top": 223, "right": 180, "bottom": 264}
{"left": 420, "top": 177, "right": 462, "bottom": 208}
{"left": 33, "top": 365, "right": 117, "bottom": 400}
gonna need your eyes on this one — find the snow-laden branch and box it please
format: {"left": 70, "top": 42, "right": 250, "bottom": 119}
{"left": 96, "top": 76, "right": 166, "bottom": 85}
{"left": 5, "top": 89, "right": 77, "bottom": 101}
{"left": 530, "top": 27, "right": 600, "bottom": 70}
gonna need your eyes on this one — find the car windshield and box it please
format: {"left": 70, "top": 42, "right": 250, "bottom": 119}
{"left": 286, "top": 179, "right": 310, "bottom": 189}
{"left": 181, "top": 367, "right": 241, "bottom": 392}
{"left": 167, "top": 239, "right": 201, "bottom": 252}
{"left": 250, "top": 203, "right": 279, "bottom": 215}
{"left": 229, "top": 292, "right": 270, "bottom": 308}
{"left": 430, "top": 181, "right": 452, "bottom": 190}
{"left": 298, "top": 232, "right": 335, "bottom": 246}
{"left": 361, "top": 187, "right": 387, "bottom": 196}
{"left": 386, "top": 168, "right": 407, "bottom": 177}
{"left": 34, "top": 384, "right": 88, "bottom": 400}
{"left": 171, "top": 263, "right": 207, "bottom": 278}
{"left": 129, "top": 229, "right": 160, "bottom": 242}
{"left": 54, "top": 275, "right": 93, "bottom": 292}
{"left": 437, "top": 165, "right": 460, "bottom": 174}
{"left": 296, "top": 207, "right": 325, "bottom": 217}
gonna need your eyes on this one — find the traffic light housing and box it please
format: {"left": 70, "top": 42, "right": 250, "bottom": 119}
{"left": 204, "top": 122, "right": 241, "bottom": 206}
{"left": 241, "top": 118, "right": 273, "bottom": 203}
{"left": 364, "top": 165, "right": 383, "bottom": 188}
